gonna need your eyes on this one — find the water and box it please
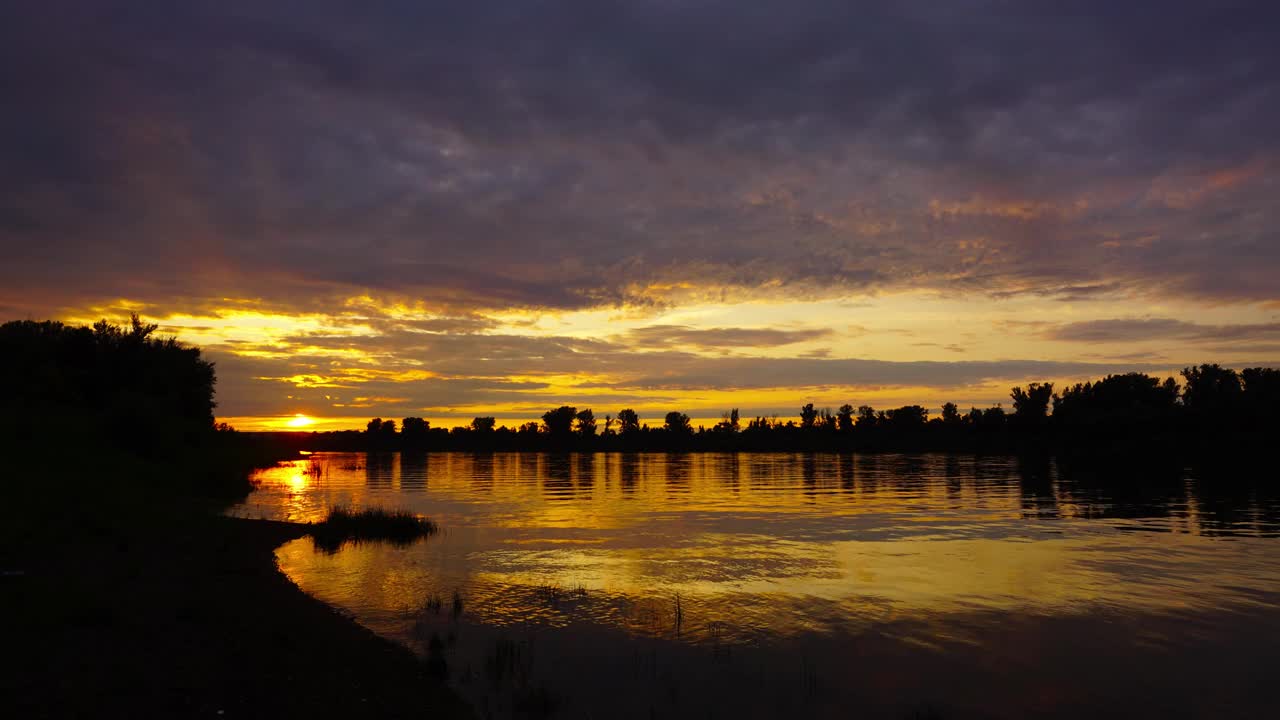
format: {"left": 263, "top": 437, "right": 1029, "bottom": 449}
{"left": 234, "top": 452, "right": 1280, "bottom": 719}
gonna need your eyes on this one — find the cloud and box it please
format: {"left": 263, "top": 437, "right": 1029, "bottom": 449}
{"left": 255, "top": 327, "right": 1145, "bottom": 395}
{"left": 1, "top": 0, "right": 1279, "bottom": 317}
{"left": 912, "top": 342, "right": 966, "bottom": 354}
{"left": 620, "top": 325, "right": 832, "bottom": 350}
{"left": 1045, "top": 318, "right": 1280, "bottom": 344}
{"left": 5, "top": 1, "right": 1280, "bottom": 424}
{"left": 602, "top": 357, "right": 1177, "bottom": 392}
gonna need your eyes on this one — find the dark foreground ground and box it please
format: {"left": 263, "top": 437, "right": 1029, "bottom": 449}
{"left": 3, "top": 504, "right": 472, "bottom": 719}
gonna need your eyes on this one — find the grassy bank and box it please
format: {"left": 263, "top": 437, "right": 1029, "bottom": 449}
{"left": 3, "top": 495, "right": 470, "bottom": 718}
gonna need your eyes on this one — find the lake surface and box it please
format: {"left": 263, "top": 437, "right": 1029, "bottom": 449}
{"left": 234, "top": 452, "right": 1280, "bottom": 719}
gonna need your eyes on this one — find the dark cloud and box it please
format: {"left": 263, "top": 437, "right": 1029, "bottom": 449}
{"left": 2, "top": 0, "right": 1279, "bottom": 314}
{"left": 1083, "top": 351, "right": 1172, "bottom": 362}
{"left": 621, "top": 325, "right": 832, "bottom": 350}
{"left": 1205, "top": 345, "right": 1280, "bottom": 357}
{"left": 606, "top": 357, "right": 1178, "bottom": 392}
{"left": 1046, "top": 318, "right": 1280, "bottom": 343}
{"left": 912, "top": 342, "right": 967, "bottom": 354}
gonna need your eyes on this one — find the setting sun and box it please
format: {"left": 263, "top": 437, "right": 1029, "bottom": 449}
{"left": 285, "top": 413, "right": 316, "bottom": 428}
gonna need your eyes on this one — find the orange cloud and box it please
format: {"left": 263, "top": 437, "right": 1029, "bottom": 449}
{"left": 928, "top": 196, "right": 1088, "bottom": 221}
{"left": 1145, "top": 157, "right": 1269, "bottom": 209}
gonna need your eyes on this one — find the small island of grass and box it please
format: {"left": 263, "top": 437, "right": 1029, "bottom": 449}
{"left": 310, "top": 506, "right": 439, "bottom": 553}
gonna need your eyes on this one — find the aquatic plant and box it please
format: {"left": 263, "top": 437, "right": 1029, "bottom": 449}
{"left": 512, "top": 686, "right": 558, "bottom": 718}
{"left": 309, "top": 505, "right": 437, "bottom": 553}
{"left": 304, "top": 457, "right": 325, "bottom": 479}
{"left": 534, "top": 583, "right": 565, "bottom": 605}
{"left": 484, "top": 636, "right": 534, "bottom": 688}
{"left": 425, "top": 631, "right": 448, "bottom": 679}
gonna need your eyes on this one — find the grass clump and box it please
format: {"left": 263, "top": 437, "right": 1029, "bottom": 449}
{"left": 310, "top": 505, "right": 438, "bottom": 553}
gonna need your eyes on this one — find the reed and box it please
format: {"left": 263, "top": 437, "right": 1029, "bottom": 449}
{"left": 310, "top": 505, "right": 437, "bottom": 553}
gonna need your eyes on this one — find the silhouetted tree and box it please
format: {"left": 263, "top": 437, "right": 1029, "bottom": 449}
{"left": 1011, "top": 382, "right": 1054, "bottom": 426}
{"left": 837, "top": 404, "right": 855, "bottom": 432}
{"left": 941, "top": 402, "right": 961, "bottom": 424}
{"left": 366, "top": 418, "right": 397, "bottom": 449}
{"left": 541, "top": 406, "right": 577, "bottom": 437}
{"left": 715, "top": 408, "right": 740, "bottom": 433}
{"left": 1241, "top": 367, "right": 1280, "bottom": 422}
{"left": 1053, "top": 373, "right": 1178, "bottom": 427}
{"left": 1182, "top": 364, "right": 1243, "bottom": 417}
{"left": 1242, "top": 367, "right": 1280, "bottom": 397}
{"left": 885, "top": 405, "right": 928, "bottom": 428}
{"left": 617, "top": 408, "right": 641, "bottom": 434}
{"left": 0, "top": 316, "right": 217, "bottom": 458}
{"left": 799, "top": 403, "right": 818, "bottom": 429}
{"left": 160, "top": 356, "right": 1277, "bottom": 457}
{"left": 575, "top": 408, "right": 597, "bottom": 437}
{"left": 980, "top": 405, "right": 1007, "bottom": 429}
{"left": 664, "top": 411, "right": 692, "bottom": 434}
{"left": 401, "top": 417, "right": 430, "bottom": 448}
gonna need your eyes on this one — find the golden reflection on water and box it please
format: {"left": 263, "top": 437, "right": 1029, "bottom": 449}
{"left": 237, "top": 453, "right": 1280, "bottom": 718}
{"left": 240, "top": 452, "right": 1280, "bottom": 643}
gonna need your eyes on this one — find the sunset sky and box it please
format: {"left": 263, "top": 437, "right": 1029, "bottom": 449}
{"left": 3, "top": 1, "right": 1278, "bottom": 430}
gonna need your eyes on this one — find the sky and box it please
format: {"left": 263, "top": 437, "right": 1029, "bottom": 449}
{"left": 2, "top": 1, "right": 1278, "bottom": 430}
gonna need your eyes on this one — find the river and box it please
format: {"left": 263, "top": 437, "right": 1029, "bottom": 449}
{"left": 234, "top": 452, "right": 1280, "bottom": 719}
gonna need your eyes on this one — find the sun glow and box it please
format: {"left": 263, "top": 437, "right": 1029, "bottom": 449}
{"left": 286, "top": 413, "right": 317, "bottom": 428}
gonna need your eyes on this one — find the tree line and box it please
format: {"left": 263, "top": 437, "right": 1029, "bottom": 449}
{"left": 0, "top": 317, "right": 286, "bottom": 496}
{"left": 13, "top": 314, "right": 1270, "bottom": 480}
{"left": 294, "top": 364, "right": 1279, "bottom": 456}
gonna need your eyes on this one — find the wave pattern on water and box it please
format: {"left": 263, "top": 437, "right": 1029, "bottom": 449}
{"left": 235, "top": 452, "right": 1280, "bottom": 719}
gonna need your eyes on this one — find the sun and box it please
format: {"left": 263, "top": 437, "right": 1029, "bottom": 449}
{"left": 285, "top": 413, "right": 316, "bottom": 428}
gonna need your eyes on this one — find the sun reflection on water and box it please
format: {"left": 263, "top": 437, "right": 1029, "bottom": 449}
{"left": 239, "top": 452, "right": 1280, "bottom": 636}
{"left": 234, "top": 452, "right": 1280, "bottom": 718}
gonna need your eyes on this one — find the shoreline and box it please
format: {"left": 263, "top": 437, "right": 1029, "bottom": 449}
{"left": 5, "top": 512, "right": 471, "bottom": 719}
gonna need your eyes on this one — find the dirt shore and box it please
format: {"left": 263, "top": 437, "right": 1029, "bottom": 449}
{"left": 4, "top": 512, "right": 471, "bottom": 719}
